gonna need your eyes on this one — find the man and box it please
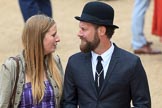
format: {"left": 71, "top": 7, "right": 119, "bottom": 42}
{"left": 61, "top": 1, "right": 151, "bottom": 108}
{"left": 132, "top": 0, "right": 161, "bottom": 54}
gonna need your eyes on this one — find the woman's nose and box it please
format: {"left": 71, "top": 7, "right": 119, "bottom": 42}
{"left": 56, "top": 35, "right": 60, "bottom": 42}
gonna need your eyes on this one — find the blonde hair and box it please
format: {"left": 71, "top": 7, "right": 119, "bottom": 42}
{"left": 22, "top": 14, "right": 62, "bottom": 103}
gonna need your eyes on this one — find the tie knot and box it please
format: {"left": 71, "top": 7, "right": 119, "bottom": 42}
{"left": 97, "top": 56, "right": 102, "bottom": 62}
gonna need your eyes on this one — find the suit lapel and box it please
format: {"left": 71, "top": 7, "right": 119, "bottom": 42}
{"left": 99, "top": 44, "right": 120, "bottom": 95}
{"left": 85, "top": 53, "right": 98, "bottom": 95}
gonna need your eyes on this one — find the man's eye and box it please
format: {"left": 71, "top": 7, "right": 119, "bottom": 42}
{"left": 82, "top": 28, "right": 86, "bottom": 31}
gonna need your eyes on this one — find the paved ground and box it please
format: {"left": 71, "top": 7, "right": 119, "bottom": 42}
{"left": 0, "top": 0, "right": 161, "bottom": 107}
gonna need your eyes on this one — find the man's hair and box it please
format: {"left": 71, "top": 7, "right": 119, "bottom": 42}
{"left": 93, "top": 24, "right": 115, "bottom": 39}
{"left": 105, "top": 26, "right": 115, "bottom": 39}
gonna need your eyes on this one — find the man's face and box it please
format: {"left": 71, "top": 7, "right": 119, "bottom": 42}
{"left": 77, "top": 22, "right": 100, "bottom": 53}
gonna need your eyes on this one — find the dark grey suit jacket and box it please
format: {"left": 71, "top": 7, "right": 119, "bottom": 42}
{"left": 61, "top": 44, "right": 151, "bottom": 108}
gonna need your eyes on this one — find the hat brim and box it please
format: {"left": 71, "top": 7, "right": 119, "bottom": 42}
{"left": 75, "top": 16, "right": 119, "bottom": 29}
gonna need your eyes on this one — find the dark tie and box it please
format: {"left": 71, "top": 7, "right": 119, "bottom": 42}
{"left": 95, "top": 56, "right": 104, "bottom": 92}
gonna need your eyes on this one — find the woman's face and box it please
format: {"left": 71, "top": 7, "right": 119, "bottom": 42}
{"left": 43, "top": 24, "right": 60, "bottom": 55}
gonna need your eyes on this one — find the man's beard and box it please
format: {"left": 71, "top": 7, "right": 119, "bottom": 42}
{"left": 80, "top": 33, "right": 100, "bottom": 53}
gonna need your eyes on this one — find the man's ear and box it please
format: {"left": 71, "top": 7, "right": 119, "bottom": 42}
{"left": 98, "top": 26, "right": 106, "bottom": 36}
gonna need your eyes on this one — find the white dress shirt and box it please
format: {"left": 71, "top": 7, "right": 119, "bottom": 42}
{"left": 91, "top": 43, "right": 114, "bottom": 80}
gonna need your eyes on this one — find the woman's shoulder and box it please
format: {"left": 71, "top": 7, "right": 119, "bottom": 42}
{"left": 0, "top": 52, "right": 24, "bottom": 75}
{"left": 1, "top": 57, "right": 17, "bottom": 71}
{"left": 53, "top": 54, "right": 61, "bottom": 64}
{"left": 53, "top": 54, "right": 64, "bottom": 75}
{"left": 0, "top": 57, "right": 18, "bottom": 88}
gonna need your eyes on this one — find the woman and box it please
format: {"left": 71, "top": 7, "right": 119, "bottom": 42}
{"left": 152, "top": 0, "right": 162, "bottom": 42}
{"left": 0, "top": 15, "right": 64, "bottom": 108}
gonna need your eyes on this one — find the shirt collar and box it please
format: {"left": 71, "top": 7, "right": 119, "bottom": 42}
{"left": 91, "top": 42, "right": 114, "bottom": 62}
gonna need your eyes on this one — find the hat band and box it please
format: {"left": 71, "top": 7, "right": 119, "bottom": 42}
{"left": 81, "top": 13, "right": 113, "bottom": 25}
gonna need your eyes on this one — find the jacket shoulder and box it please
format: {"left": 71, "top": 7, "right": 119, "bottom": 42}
{"left": 114, "top": 45, "right": 139, "bottom": 60}
{"left": 0, "top": 57, "right": 17, "bottom": 74}
{"left": 69, "top": 52, "right": 88, "bottom": 59}
{"left": 53, "top": 55, "right": 64, "bottom": 75}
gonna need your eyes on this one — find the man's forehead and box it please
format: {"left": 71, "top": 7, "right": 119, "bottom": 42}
{"left": 79, "top": 21, "right": 94, "bottom": 27}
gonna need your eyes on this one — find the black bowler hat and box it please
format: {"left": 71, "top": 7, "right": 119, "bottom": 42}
{"left": 75, "top": 1, "right": 119, "bottom": 28}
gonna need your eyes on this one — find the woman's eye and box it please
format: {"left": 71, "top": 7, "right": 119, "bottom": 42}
{"left": 52, "top": 32, "right": 57, "bottom": 37}
{"left": 52, "top": 33, "right": 56, "bottom": 37}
